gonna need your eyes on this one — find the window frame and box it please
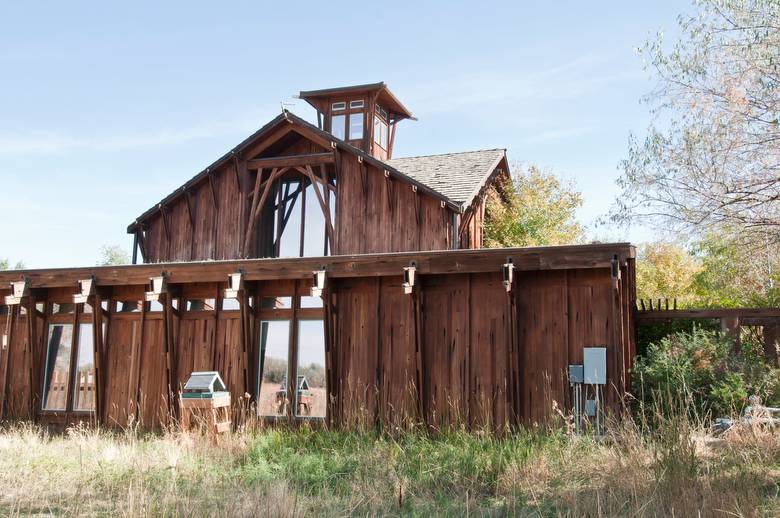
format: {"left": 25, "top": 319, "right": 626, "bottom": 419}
{"left": 328, "top": 98, "right": 366, "bottom": 143}
{"left": 255, "top": 280, "right": 326, "bottom": 422}
{"left": 348, "top": 111, "right": 364, "bottom": 141}
{"left": 41, "top": 300, "right": 99, "bottom": 415}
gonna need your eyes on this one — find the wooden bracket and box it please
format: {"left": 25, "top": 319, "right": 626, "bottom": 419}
{"left": 184, "top": 189, "right": 196, "bottom": 228}
{"left": 402, "top": 262, "right": 417, "bottom": 295}
{"left": 73, "top": 276, "right": 96, "bottom": 304}
{"left": 233, "top": 153, "right": 241, "bottom": 191}
{"left": 502, "top": 258, "right": 514, "bottom": 293}
{"left": 4, "top": 278, "right": 28, "bottom": 305}
{"left": 224, "top": 271, "right": 244, "bottom": 299}
{"left": 144, "top": 275, "right": 168, "bottom": 302}
{"left": 311, "top": 269, "right": 326, "bottom": 297}
{"left": 384, "top": 170, "right": 395, "bottom": 212}
{"left": 208, "top": 170, "right": 219, "bottom": 211}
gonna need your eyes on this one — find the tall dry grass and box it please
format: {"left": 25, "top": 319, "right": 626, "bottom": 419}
{"left": 1, "top": 402, "right": 779, "bottom": 517}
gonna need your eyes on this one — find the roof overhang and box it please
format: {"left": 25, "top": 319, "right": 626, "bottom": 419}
{"left": 298, "top": 82, "right": 415, "bottom": 122}
{"left": 0, "top": 243, "right": 637, "bottom": 290}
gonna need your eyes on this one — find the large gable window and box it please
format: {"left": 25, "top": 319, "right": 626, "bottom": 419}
{"left": 255, "top": 167, "right": 336, "bottom": 260}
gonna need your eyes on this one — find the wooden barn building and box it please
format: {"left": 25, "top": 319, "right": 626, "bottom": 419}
{"left": 0, "top": 83, "right": 636, "bottom": 430}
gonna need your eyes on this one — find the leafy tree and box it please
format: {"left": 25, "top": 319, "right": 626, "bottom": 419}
{"left": 636, "top": 241, "right": 701, "bottom": 306}
{"left": 98, "top": 245, "right": 130, "bottom": 266}
{"left": 615, "top": 0, "right": 780, "bottom": 248}
{"left": 0, "top": 259, "right": 25, "bottom": 270}
{"left": 635, "top": 235, "right": 780, "bottom": 308}
{"left": 691, "top": 232, "right": 780, "bottom": 307}
{"left": 484, "top": 164, "right": 583, "bottom": 248}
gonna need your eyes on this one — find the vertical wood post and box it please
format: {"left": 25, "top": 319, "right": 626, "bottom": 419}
{"left": 26, "top": 296, "right": 40, "bottom": 421}
{"left": 0, "top": 304, "right": 17, "bottom": 419}
{"left": 287, "top": 280, "right": 300, "bottom": 422}
{"left": 92, "top": 292, "right": 104, "bottom": 424}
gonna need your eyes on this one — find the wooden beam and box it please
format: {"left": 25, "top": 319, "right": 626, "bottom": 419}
{"left": 247, "top": 152, "right": 334, "bottom": 170}
{"left": 184, "top": 190, "right": 196, "bottom": 228}
{"left": 243, "top": 167, "right": 284, "bottom": 256}
{"left": 0, "top": 305, "right": 16, "bottom": 419}
{"left": 636, "top": 307, "right": 780, "bottom": 322}
{"left": 0, "top": 244, "right": 636, "bottom": 288}
{"left": 26, "top": 296, "right": 38, "bottom": 420}
{"left": 208, "top": 171, "right": 219, "bottom": 210}
{"left": 92, "top": 292, "right": 104, "bottom": 424}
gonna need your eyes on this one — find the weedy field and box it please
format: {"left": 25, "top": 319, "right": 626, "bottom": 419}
{"left": 1, "top": 409, "right": 779, "bottom": 517}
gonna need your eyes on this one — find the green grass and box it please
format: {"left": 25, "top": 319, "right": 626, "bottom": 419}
{"left": 1, "top": 417, "right": 779, "bottom": 517}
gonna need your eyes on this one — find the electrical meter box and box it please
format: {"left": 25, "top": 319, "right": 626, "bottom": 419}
{"left": 583, "top": 347, "right": 607, "bottom": 385}
{"left": 568, "top": 364, "right": 584, "bottom": 384}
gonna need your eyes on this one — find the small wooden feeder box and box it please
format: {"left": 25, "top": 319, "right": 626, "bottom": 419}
{"left": 179, "top": 371, "right": 231, "bottom": 434}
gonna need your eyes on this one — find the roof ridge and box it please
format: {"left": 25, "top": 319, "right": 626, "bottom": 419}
{"left": 388, "top": 148, "right": 506, "bottom": 161}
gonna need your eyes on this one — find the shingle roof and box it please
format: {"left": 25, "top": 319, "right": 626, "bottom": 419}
{"left": 386, "top": 149, "right": 506, "bottom": 207}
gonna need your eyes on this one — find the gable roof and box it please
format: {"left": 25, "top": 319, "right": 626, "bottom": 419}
{"left": 387, "top": 149, "right": 506, "bottom": 207}
{"left": 127, "top": 111, "right": 507, "bottom": 232}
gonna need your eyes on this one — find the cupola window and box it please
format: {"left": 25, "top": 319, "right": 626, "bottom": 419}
{"left": 349, "top": 112, "right": 364, "bottom": 140}
{"left": 331, "top": 114, "right": 346, "bottom": 140}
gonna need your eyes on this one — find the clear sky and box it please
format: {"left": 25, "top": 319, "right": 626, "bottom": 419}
{"left": 0, "top": 1, "right": 686, "bottom": 269}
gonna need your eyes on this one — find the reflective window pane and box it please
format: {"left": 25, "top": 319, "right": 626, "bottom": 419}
{"left": 331, "top": 115, "right": 345, "bottom": 140}
{"left": 73, "top": 323, "right": 95, "bottom": 411}
{"left": 296, "top": 319, "right": 326, "bottom": 418}
{"left": 43, "top": 324, "right": 73, "bottom": 410}
{"left": 349, "top": 112, "right": 364, "bottom": 140}
{"left": 299, "top": 296, "right": 323, "bottom": 308}
{"left": 258, "top": 320, "right": 290, "bottom": 417}
{"left": 221, "top": 298, "right": 240, "bottom": 311}
{"left": 260, "top": 296, "right": 291, "bottom": 309}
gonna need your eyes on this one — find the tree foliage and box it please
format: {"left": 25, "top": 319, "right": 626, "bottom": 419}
{"left": 484, "top": 165, "right": 584, "bottom": 248}
{"left": 97, "top": 245, "right": 130, "bottom": 266}
{"left": 636, "top": 241, "right": 702, "bottom": 305}
{"left": 0, "top": 259, "right": 25, "bottom": 271}
{"left": 636, "top": 234, "right": 780, "bottom": 307}
{"left": 616, "top": 0, "right": 780, "bottom": 246}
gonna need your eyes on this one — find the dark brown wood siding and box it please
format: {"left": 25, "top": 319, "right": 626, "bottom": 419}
{"left": 140, "top": 138, "right": 455, "bottom": 262}
{"left": 0, "top": 246, "right": 635, "bottom": 431}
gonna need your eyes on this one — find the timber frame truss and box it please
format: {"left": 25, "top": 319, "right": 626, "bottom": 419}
{"left": 242, "top": 151, "right": 337, "bottom": 258}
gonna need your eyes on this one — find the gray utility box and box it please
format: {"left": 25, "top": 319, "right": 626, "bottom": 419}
{"left": 583, "top": 347, "right": 607, "bottom": 385}
{"left": 568, "top": 364, "right": 584, "bottom": 384}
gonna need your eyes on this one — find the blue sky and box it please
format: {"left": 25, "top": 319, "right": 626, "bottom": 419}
{"left": 0, "top": 1, "right": 685, "bottom": 268}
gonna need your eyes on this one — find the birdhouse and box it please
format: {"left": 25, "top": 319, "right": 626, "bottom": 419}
{"left": 181, "top": 371, "right": 228, "bottom": 399}
{"left": 179, "top": 371, "right": 231, "bottom": 435}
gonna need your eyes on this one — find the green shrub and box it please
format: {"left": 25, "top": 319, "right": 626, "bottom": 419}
{"left": 633, "top": 327, "right": 780, "bottom": 418}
